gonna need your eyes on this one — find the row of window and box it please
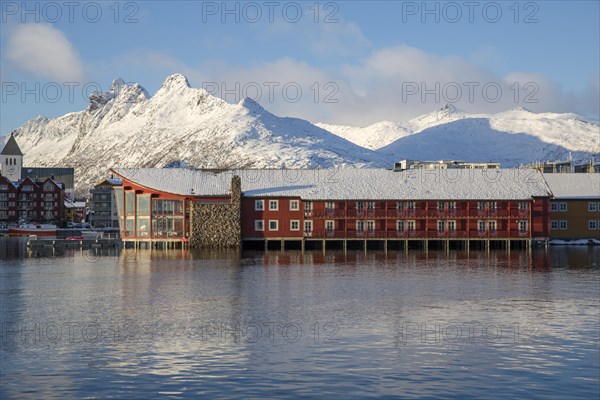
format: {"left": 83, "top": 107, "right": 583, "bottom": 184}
{"left": 254, "top": 220, "right": 529, "bottom": 232}
{"left": 0, "top": 193, "right": 57, "bottom": 199}
{"left": 551, "top": 202, "right": 600, "bottom": 212}
{"left": 255, "top": 199, "right": 300, "bottom": 211}
{"left": 0, "top": 201, "right": 58, "bottom": 207}
{"left": 551, "top": 220, "right": 600, "bottom": 230}
{"left": 254, "top": 200, "right": 531, "bottom": 211}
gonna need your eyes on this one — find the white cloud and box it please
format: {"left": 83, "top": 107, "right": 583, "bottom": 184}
{"left": 6, "top": 24, "right": 85, "bottom": 82}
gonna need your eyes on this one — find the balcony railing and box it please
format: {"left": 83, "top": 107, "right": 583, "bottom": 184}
{"left": 294, "top": 229, "right": 528, "bottom": 240}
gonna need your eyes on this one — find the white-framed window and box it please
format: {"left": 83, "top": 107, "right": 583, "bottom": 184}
{"left": 304, "top": 220, "right": 313, "bottom": 232}
{"left": 407, "top": 201, "right": 415, "bottom": 210}
{"left": 550, "top": 220, "right": 559, "bottom": 230}
{"left": 255, "top": 200, "right": 264, "bottom": 211}
{"left": 255, "top": 220, "right": 264, "bottom": 231}
{"left": 518, "top": 202, "right": 529, "bottom": 210}
{"left": 437, "top": 220, "right": 446, "bottom": 231}
{"left": 478, "top": 220, "right": 486, "bottom": 231}
{"left": 268, "top": 220, "right": 278, "bottom": 231}
{"left": 325, "top": 201, "right": 334, "bottom": 210}
{"left": 356, "top": 201, "right": 364, "bottom": 210}
{"left": 490, "top": 202, "right": 497, "bottom": 210}
{"left": 588, "top": 220, "right": 598, "bottom": 230}
{"left": 269, "top": 200, "right": 278, "bottom": 211}
{"left": 290, "top": 200, "right": 299, "bottom": 211}
{"left": 303, "top": 201, "right": 312, "bottom": 211}
{"left": 448, "top": 201, "right": 456, "bottom": 210}
{"left": 588, "top": 202, "right": 597, "bottom": 212}
{"left": 519, "top": 220, "right": 529, "bottom": 232}
{"left": 407, "top": 220, "right": 416, "bottom": 231}
{"left": 477, "top": 201, "right": 486, "bottom": 210}
{"left": 367, "top": 202, "right": 375, "bottom": 210}
{"left": 367, "top": 220, "right": 375, "bottom": 231}
{"left": 558, "top": 202, "right": 567, "bottom": 212}
{"left": 290, "top": 220, "right": 300, "bottom": 231}
{"left": 356, "top": 220, "right": 365, "bottom": 231}
{"left": 489, "top": 220, "right": 497, "bottom": 232}
{"left": 550, "top": 202, "right": 558, "bottom": 212}
{"left": 559, "top": 220, "right": 568, "bottom": 230}
{"left": 448, "top": 220, "right": 456, "bottom": 232}
{"left": 396, "top": 220, "right": 405, "bottom": 231}
{"left": 396, "top": 201, "right": 404, "bottom": 210}
{"left": 437, "top": 201, "right": 445, "bottom": 210}
{"left": 325, "top": 220, "right": 335, "bottom": 232}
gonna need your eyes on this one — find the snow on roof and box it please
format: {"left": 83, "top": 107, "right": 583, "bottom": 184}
{"left": 113, "top": 168, "right": 551, "bottom": 200}
{"left": 543, "top": 173, "right": 600, "bottom": 199}
{"left": 65, "top": 201, "right": 86, "bottom": 208}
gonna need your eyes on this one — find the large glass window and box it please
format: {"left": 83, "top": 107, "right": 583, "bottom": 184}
{"left": 126, "top": 192, "right": 135, "bottom": 216}
{"left": 152, "top": 216, "right": 184, "bottom": 237}
{"left": 152, "top": 200, "right": 183, "bottom": 215}
{"left": 137, "top": 194, "right": 150, "bottom": 215}
{"left": 126, "top": 218, "right": 135, "bottom": 236}
{"left": 136, "top": 217, "right": 150, "bottom": 236}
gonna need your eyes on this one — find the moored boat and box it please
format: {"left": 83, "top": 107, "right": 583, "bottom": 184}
{"left": 9, "top": 224, "right": 58, "bottom": 236}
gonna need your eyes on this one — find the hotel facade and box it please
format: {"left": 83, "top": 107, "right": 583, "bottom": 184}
{"left": 110, "top": 168, "right": 555, "bottom": 250}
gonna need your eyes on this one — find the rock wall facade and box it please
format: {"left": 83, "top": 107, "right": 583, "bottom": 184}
{"left": 189, "top": 176, "right": 241, "bottom": 248}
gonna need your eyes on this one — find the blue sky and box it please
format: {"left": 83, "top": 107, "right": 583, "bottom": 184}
{"left": 1, "top": 1, "right": 599, "bottom": 134}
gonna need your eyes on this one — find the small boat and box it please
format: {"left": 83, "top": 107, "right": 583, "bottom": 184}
{"left": 9, "top": 223, "right": 58, "bottom": 236}
{"left": 66, "top": 236, "right": 84, "bottom": 241}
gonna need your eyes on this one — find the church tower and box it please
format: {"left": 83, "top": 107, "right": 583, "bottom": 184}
{"left": 1, "top": 133, "right": 23, "bottom": 182}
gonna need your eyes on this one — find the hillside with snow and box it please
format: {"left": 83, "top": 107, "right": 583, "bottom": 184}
{"left": 6, "top": 74, "right": 386, "bottom": 193}
{"left": 3, "top": 74, "right": 599, "bottom": 193}
{"left": 321, "top": 104, "right": 599, "bottom": 166}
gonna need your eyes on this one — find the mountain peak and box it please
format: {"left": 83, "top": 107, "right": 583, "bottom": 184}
{"left": 239, "top": 97, "right": 267, "bottom": 114}
{"left": 438, "top": 103, "right": 462, "bottom": 116}
{"left": 160, "top": 73, "right": 191, "bottom": 91}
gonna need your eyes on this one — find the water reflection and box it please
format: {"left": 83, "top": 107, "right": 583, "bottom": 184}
{"left": 1, "top": 237, "right": 598, "bottom": 399}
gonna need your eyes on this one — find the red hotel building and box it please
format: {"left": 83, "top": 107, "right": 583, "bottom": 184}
{"left": 0, "top": 175, "right": 66, "bottom": 226}
{"left": 110, "top": 168, "right": 552, "bottom": 250}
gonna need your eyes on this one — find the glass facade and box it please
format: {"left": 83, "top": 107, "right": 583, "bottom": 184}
{"left": 114, "top": 187, "right": 124, "bottom": 236}
{"left": 113, "top": 188, "right": 187, "bottom": 239}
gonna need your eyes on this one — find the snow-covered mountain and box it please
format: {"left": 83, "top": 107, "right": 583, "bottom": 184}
{"left": 379, "top": 106, "right": 599, "bottom": 166}
{"left": 317, "top": 104, "right": 462, "bottom": 150}
{"left": 4, "top": 73, "right": 599, "bottom": 194}
{"left": 319, "top": 104, "right": 600, "bottom": 166}
{"left": 6, "top": 74, "right": 386, "bottom": 193}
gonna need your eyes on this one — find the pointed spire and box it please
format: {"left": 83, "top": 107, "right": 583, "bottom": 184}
{"left": 1, "top": 133, "right": 23, "bottom": 156}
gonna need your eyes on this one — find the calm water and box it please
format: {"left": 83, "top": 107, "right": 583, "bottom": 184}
{"left": 1, "top": 238, "right": 598, "bottom": 399}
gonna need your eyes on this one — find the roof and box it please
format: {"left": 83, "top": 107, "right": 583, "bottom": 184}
{"left": 65, "top": 201, "right": 86, "bottom": 208}
{"left": 95, "top": 178, "right": 122, "bottom": 186}
{"left": 1, "top": 134, "right": 23, "bottom": 156}
{"left": 543, "top": 173, "right": 600, "bottom": 199}
{"left": 112, "top": 168, "right": 551, "bottom": 200}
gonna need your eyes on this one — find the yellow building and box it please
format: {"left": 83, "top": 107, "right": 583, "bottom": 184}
{"left": 544, "top": 174, "right": 600, "bottom": 241}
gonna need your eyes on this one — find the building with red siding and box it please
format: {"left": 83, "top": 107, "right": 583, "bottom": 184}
{"left": 111, "top": 168, "right": 552, "bottom": 250}
{"left": 0, "top": 175, "right": 65, "bottom": 227}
